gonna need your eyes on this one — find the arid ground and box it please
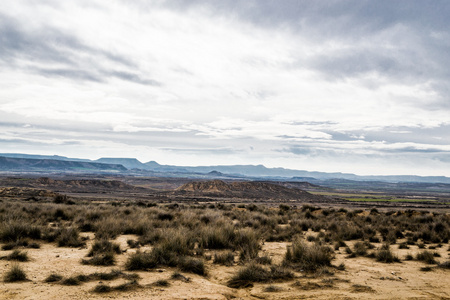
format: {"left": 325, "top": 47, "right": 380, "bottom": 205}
{"left": 0, "top": 176, "right": 449, "bottom": 299}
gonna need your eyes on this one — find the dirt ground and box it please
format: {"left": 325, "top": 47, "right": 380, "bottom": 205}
{"left": 1, "top": 233, "right": 449, "bottom": 300}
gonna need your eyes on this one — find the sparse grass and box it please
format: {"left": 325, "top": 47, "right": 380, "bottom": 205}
{"left": 351, "top": 284, "right": 375, "bottom": 293}
{"left": 3, "top": 264, "right": 27, "bottom": 282}
{"left": 264, "top": 285, "right": 282, "bottom": 292}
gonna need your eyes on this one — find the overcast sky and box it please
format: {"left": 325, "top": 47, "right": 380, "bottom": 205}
{"left": 1, "top": 0, "right": 450, "bottom": 176}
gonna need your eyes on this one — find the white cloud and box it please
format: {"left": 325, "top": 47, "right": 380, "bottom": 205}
{"left": 1, "top": 0, "right": 449, "bottom": 176}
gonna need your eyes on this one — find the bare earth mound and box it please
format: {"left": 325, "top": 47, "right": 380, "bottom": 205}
{"left": 176, "top": 180, "right": 326, "bottom": 201}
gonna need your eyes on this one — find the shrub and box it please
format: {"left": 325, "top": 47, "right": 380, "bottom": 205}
{"left": 284, "top": 238, "right": 333, "bottom": 271}
{"left": 353, "top": 242, "right": 368, "bottom": 256}
{"left": 235, "top": 229, "right": 261, "bottom": 261}
{"left": 227, "top": 263, "right": 293, "bottom": 288}
{"left": 87, "top": 239, "right": 121, "bottom": 257}
{"left": 0, "top": 221, "right": 41, "bottom": 242}
{"left": 154, "top": 279, "right": 170, "bottom": 287}
{"left": 125, "top": 251, "right": 156, "bottom": 270}
{"left": 416, "top": 251, "right": 437, "bottom": 264}
{"left": 198, "top": 225, "right": 235, "bottom": 250}
{"left": 254, "top": 255, "right": 272, "bottom": 265}
{"left": 3, "top": 264, "right": 27, "bottom": 282}
{"left": 398, "top": 243, "right": 409, "bottom": 249}
{"left": 93, "top": 284, "right": 112, "bottom": 293}
{"left": 61, "top": 276, "right": 81, "bottom": 285}
{"left": 6, "top": 250, "right": 29, "bottom": 262}
{"left": 438, "top": 261, "right": 450, "bottom": 269}
{"left": 375, "top": 244, "right": 400, "bottom": 263}
{"left": 213, "top": 251, "right": 235, "bottom": 266}
{"left": 56, "top": 228, "right": 84, "bottom": 247}
{"left": 45, "top": 273, "right": 63, "bottom": 282}
{"left": 81, "top": 252, "right": 115, "bottom": 266}
{"left": 178, "top": 257, "right": 207, "bottom": 276}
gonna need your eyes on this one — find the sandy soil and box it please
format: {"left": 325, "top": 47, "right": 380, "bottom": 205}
{"left": 1, "top": 235, "right": 449, "bottom": 300}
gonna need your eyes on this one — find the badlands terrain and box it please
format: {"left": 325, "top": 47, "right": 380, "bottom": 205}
{"left": 0, "top": 175, "right": 449, "bottom": 299}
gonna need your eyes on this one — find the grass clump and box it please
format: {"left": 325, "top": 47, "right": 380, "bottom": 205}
{"left": 56, "top": 228, "right": 84, "bottom": 248}
{"left": 61, "top": 276, "right": 81, "bottom": 285}
{"left": 44, "top": 273, "right": 63, "bottom": 282}
{"left": 6, "top": 250, "right": 29, "bottom": 262}
{"left": 125, "top": 251, "right": 156, "bottom": 270}
{"left": 178, "top": 257, "right": 207, "bottom": 276}
{"left": 3, "top": 264, "right": 27, "bottom": 282}
{"left": 416, "top": 250, "right": 437, "bottom": 264}
{"left": 87, "top": 239, "right": 121, "bottom": 257}
{"left": 375, "top": 244, "right": 401, "bottom": 263}
{"left": 81, "top": 252, "right": 115, "bottom": 266}
{"left": 93, "top": 284, "right": 112, "bottom": 293}
{"left": 0, "top": 221, "right": 41, "bottom": 242}
{"left": 438, "top": 261, "right": 450, "bottom": 269}
{"left": 153, "top": 279, "right": 170, "bottom": 287}
{"left": 227, "top": 263, "right": 293, "bottom": 288}
{"left": 284, "top": 238, "right": 333, "bottom": 271}
{"left": 213, "top": 251, "right": 235, "bottom": 266}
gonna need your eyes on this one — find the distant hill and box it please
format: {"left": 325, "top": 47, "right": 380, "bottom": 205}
{"left": 175, "top": 179, "right": 325, "bottom": 201}
{"left": 0, "top": 156, "right": 127, "bottom": 172}
{"left": 96, "top": 158, "right": 146, "bottom": 169}
{"left": 1, "top": 153, "right": 450, "bottom": 184}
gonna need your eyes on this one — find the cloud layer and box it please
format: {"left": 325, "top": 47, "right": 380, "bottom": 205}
{"left": 1, "top": 0, "right": 449, "bottom": 176}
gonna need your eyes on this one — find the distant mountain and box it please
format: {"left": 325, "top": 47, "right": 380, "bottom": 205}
{"left": 1, "top": 153, "right": 450, "bottom": 184}
{"left": 96, "top": 158, "right": 146, "bottom": 169}
{"left": 0, "top": 153, "right": 90, "bottom": 162}
{"left": 0, "top": 156, "right": 127, "bottom": 172}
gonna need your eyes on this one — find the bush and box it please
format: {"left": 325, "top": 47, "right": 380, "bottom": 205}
{"left": 213, "top": 251, "right": 235, "bottom": 266}
{"left": 56, "top": 228, "right": 84, "bottom": 247}
{"left": 4, "top": 264, "right": 27, "bottom": 282}
{"left": 375, "top": 244, "right": 400, "bottom": 263}
{"left": 81, "top": 252, "right": 115, "bottom": 266}
{"left": 353, "top": 242, "right": 368, "bottom": 256}
{"left": 125, "top": 251, "right": 156, "bottom": 270}
{"left": 198, "top": 225, "right": 235, "bottom": 250}
{"left": 87, "top": 239, "right": 121, "bottom": 257}
{"left": 93, "top": 284, "right": 112, "bottom": 293}
{"left": 0, "top": 221, "right": 41, "bottom": 242}
{"left": 61, "top": 276, "right": 81, "bottom": 286}
{"left": 154, "top": 279, "right": 170, "bottom": 287}
{"left": 416, "top": 251, "right": 437, "bottom": 264}
{"left": 6, "top": 250, "right": 29, "bottom": 262}
{"left": 227, "top": 263, "right": 293, "bottom": 288}
{"left": 178, "top": 257, "right": 207, "bottom": 276}
{"left": 284, "top": 238, "right": 333, "bottom": 271}
{"left": 438, "top": 261, "right": 450, "bottom": 269}
{"left": 235, "top": 229, "right": 261, "bottom": 261}
{"left": 45, "top": 273, "right": 63, "bottom": 282}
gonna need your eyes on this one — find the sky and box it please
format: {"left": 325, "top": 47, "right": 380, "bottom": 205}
{"left": 1, "top": 0, "right": 450, "bottom": 176}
